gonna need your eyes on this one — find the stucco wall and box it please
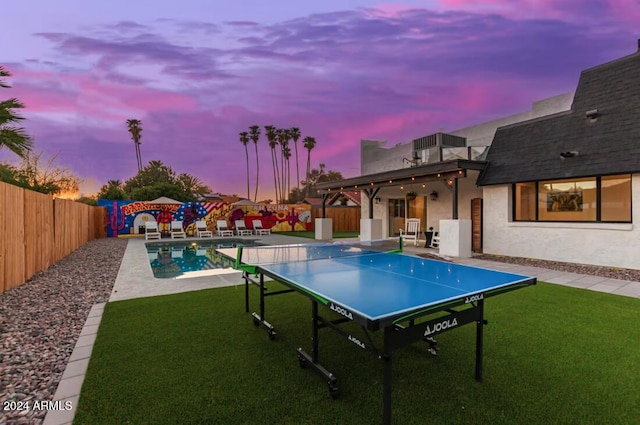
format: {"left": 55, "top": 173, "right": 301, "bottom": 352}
{"left": 482, "top": 175, "right": 640, "bottom": 270}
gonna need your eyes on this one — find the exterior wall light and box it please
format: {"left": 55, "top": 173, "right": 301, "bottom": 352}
{"left": 430, "top": 191, "right": 438, "bottom": 201}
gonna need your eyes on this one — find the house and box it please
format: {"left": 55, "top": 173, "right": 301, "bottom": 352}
{"left": 317, "top": 40, "right": 640, "bottom": 269}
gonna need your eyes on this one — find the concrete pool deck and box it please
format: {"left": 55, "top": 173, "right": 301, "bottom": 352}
{"left": 109, "top": 234, "right": 313, "bottom": 301}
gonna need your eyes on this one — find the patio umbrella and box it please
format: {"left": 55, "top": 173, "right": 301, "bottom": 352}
{"left": 149, "top": 196, "right": 182, "bottom": 204}
{"left": 231, "top": 199, "right": 263, "bottom": 208}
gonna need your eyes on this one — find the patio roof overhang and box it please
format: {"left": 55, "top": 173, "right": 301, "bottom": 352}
{"left": 316, "top": 159, "right": 487, "bottom": 193}
{"left": 315, "top": 159, "right": 487, "bottom": 220}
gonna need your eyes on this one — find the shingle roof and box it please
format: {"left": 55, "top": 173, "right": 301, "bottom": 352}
{"left": 477, "top": 48, "right": 640, "bottom": 186}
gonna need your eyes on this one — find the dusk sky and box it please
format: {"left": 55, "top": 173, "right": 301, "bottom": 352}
{"left": 1, "top": 1, "right": 638, "bottom": 199}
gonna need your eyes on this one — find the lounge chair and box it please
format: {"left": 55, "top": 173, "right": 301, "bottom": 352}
{"left": 145, "top": 221, "right": 161, "bottom": 240}
{"left": 235, "top": 220, "right": 253, "bottom": 236}
{"left": 399, "top": 218, "right": 420, "bottom": 246}
{"left": 195, "top": 220, "right": 213, "bottom": 238}
{"left": 147, "top": 246, "right": 160, "bottom": 261}
{"left": 170, "top": 220, "right": 187, "bottom": 239}
{"left": 171, "top": 247, "right": 184, "bottom": 258}
{"left": 217, "top": 220, "right": 233, "bottom": 237}
{"left": 252, "top": 220, "right": 271, "bottom": 235}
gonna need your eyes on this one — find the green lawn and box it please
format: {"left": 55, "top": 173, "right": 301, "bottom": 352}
{"left": 75, "top": 282, "right": 640, "bottom": 425}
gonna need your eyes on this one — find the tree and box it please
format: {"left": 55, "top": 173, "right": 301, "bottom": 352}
{"left": 248, "top": 125, "right": 261, "bottom": 202}
{"left": 239, "top": 131, "right": 250, "bottom": 199}
{"left": 126, "top": 119, "right": 143, "bottom": 172}
{"left": 290, "top": 127, "right": 301, "bottom": 191}
{"left": 123, "top": 160, "right": 175, "bottom": 194}
{"left": 276, "top": 128, "right": 291, "bottom": 201}
{"left": 0, "top": 151, "right": 80, "bottom": 195}
{"left": 76, "top": 196, "right": 97, "bottom": 206}
{"left": 130, "top": 182, "right": 188, "bottom": 201}
{"left": 0, "top": 66, "right": 33, "bottom": 158}
{"left": 121, "top": 160, "right": 210, "bottom": 202}
{"left": 176, "top": 173, "right": 211, "bottom": 201}
{"left": 96, "top": 179, "right": 128, "bottom": 200}
{"left": 303, "top": 136, "right": 316, "bottom": 196}
{"left": 264, "top": 125, "right": 280, "bottom": 203}
{"left": 300, "top": 163, "right": 343, "bottom": 198}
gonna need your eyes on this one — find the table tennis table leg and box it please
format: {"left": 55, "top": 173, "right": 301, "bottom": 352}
{"left": 296, "top": 300, "right": 339, "bottom": 398}
{"left": 249, "top": 273, "right": 277, "bottom": 339}
{"left": 382, "top": 329, "right": 393, "bottom": 425}
{"left": 244, "top": 272, "right": 250, "bottom": 313}
{"left": 475, "top": 299, "right": 485, "bottom": 382}
{"left": 311, "top": 300, "right": 319, "bottom": 363}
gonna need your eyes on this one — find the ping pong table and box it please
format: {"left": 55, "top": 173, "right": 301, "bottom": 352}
{"left": 220, "top": 240, "right": 536, "bottom": 425}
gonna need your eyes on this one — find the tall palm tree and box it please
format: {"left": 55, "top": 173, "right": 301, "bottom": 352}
{"left": 264, "top": 125, "right": 280, "bottom": 203}
{"left": 239, "top": 131, "right": 250, "bottom": 199}
{"left": 276, "top": 128, "right": 290, "bottom": 201}
{"left": 126, "top": 119, "right": 143, "bottom": 172}
{"left": 248, "top": 125, "right": 261, "bottom": 202}
{"left": 303, "top": 136, "right": 316, "bottom": 196}
{"left": 282, "top": 134, "right": 292, "bottom": 201}
{"left": 289, "top": 127, "right": 301, "bottom": 191}
{"left": 0, "top": 66, "right": 33, "bottom": 158}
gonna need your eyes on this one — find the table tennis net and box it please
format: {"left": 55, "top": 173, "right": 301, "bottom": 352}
{"left": 237, "top": 238, "right": 401, "bottom": 266}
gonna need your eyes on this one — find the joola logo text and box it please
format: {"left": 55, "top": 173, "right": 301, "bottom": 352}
{"left": 348, "top": 335, "right": 366, "bottom": 349}
{"left": 465, "top": 293, "right": 484, "bottom": 303}
{"left": 329, "top": 303, "right": 353, "bottom": 320}
{"left": 423, "top": 318, "right": 458, "bottom": 336}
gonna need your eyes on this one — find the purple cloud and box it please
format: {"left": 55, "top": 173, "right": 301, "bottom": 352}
{"left": 4, "top": 3, "right": 637, "bottom": 199}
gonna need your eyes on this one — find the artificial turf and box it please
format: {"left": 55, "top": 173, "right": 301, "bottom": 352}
{"left": 74, "top": 281, "right": 640, "bottom": 425}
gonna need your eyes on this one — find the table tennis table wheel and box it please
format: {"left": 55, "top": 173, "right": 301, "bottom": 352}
{"left": 328, "top": 383, "right": 340, "bottom": 399}
{"left": 297, "top": 353, "right": 307, "bottom": 369}
{"left": 267, "top": 329, "right": 276, "bottom": 340}
{"left": 252, "top": 317, "right": 260, "bottom": 327}
{"left": 425, "top": 337, "right": 439, "bottom": 356}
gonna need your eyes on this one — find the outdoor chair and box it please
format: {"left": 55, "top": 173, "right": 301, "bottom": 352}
{"left": 429, "top": 234, "right": 440, "bottom": 249}
{"left": 144, "top": 221, "right": 161, "bottom": 240}
{"left": 235, "top": 220, "right": 253, "bottom": 236}
{"left": 252, "top": 219, "right": 271, "bottom": 235}
{"left": 399, "top": 218, "right": 421, "bottom": 246}
{"left": 171, "top": 247, "right": 184, "bottom": 258}
{"left": 170, "top": 220, "right": 187, "bottom": 239}
{"left": 217, "top": 220, "right": 233, "bottom": 237}
{"left": 195, "top": 220, "right": 213, "bottom": 238}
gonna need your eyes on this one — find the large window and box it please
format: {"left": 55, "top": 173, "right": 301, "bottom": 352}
{"left": 514, "top": 174, "right": 631, "bottom": 222}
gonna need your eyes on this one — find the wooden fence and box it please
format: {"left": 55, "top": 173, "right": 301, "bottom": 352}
{"left": 311, "top": 206, "right": 361, "bottom": 232}
{"left": 0, "top": 181, "right": 107, "bottom": 294}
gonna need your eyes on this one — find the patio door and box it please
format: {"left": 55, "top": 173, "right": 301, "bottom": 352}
{"left": 388, "top": 199, "right": 405, "bottom": 237}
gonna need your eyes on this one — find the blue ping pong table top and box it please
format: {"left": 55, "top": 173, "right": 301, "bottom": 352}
{"left": 256, "top": 251, "right": 535, "bottom": 323}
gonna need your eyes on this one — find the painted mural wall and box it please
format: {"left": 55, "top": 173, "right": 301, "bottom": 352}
{"left": 98, "top": 199, "right": 313, "bottom": 238}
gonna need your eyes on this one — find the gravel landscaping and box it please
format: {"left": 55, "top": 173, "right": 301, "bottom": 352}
{"left": 0, "top": 238, "right": 127, "bottom": 425}
{"left": 474, "top": 254, "right": 640, "bottom": 282}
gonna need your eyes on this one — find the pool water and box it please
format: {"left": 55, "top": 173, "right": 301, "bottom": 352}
{"left": 146, "top": 239, "right": 262, "bottom": 279}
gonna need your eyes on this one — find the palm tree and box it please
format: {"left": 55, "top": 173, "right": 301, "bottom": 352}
{"left": 126, "top": 119, "right": 143, "bottom": 172}
{"left": 303, "top": 136, "right": 316, "bottom": 196}
{"left": 289, "top": 127, "right": 301, "bottom": 191}
{"left": 282, "top": 136, "right": 292, "bottom": 201}
{"left": 248, "top": 125, "right": 261, "bottom": 202}
{"left": 239, "top": 131, "right": 250, "bottom": 199}
{"left": 0, "top": 66, "right": 33, "bottom": 158}
{"left": 264, "top": 125, "right": 280, "bottom": 203}
{"left": 276, "top": 128, "right": 290, "bottom": 201}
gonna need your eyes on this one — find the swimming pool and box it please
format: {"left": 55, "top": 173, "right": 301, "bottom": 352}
{"left": 146, "top": 239, "right": 262, "bottom": 279}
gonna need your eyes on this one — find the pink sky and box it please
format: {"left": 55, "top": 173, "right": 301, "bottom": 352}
{"left": 1, "top": 1, "right": 637, "bottom": 199}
